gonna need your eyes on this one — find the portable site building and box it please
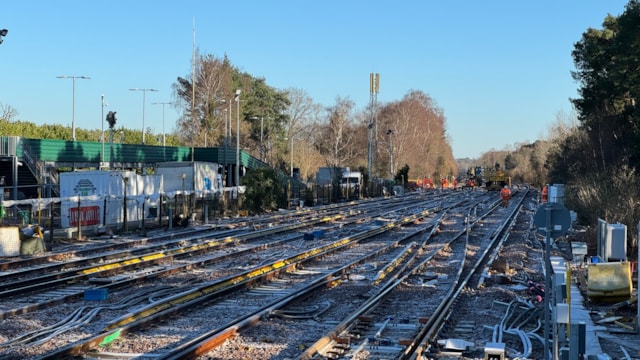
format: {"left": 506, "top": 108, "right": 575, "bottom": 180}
{"left": 154, "top": 161, "right": 223, "bottom": 196}
{"left": 59, "top": 170, "right": 163, "bottom": 228}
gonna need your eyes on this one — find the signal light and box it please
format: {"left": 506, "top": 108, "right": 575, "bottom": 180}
{"left": 0, "top": 29, "right": 7, "bottom": 45}
{"left": 106, "top": 111, "right": 117, "bottom": 129}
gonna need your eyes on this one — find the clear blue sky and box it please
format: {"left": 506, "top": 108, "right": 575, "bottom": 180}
{"left": 0, "top": 1, "right": 630, "bottom": 159}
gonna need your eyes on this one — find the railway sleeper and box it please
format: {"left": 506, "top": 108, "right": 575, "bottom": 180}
{"left": 333, "top": 343, "right": 350, "bottom": 351}
{"left": 333, "top": 336, "right": 351, "bottom": 347}
{"left": 356, "top": 315, "right": 373, "bottom": 330}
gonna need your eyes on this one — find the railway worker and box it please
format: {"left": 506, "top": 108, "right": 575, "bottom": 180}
{"left": 500, "top": 186, "right": 511, "bottom": 208}
{"left": 541, "top": 184, "right": 548, "bottom": 203}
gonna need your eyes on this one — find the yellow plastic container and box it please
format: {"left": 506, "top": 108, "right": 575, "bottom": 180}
{"left": 587, "top": 261, "right": 632, "bottom": 302}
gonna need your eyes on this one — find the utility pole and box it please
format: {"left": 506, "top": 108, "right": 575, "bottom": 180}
{"left": 152, "top": 102, "right": 171, "bottom": 147}
{"left": 101, "top": 95, "right": 108, "bottom": 167}
{"left": 387, "top": 129, "right": 394, "bottom": 177}
{"left": 368, "top": 73, "right": 380, "bottom": 185}
{"left": 56, "top": 75, "right": 91, "bottom": 142}
{"left": 234, "top": 89, "right": 241, "bottom": 213}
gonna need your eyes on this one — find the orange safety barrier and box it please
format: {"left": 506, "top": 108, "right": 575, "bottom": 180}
{"left": 69, "top": 206, "right": 100, "bottom": 227}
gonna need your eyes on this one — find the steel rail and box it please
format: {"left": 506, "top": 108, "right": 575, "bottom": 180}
{"left": 39, "top": 207, "right": 434, "bottom": 359}
{"left": 406, "top": 188, "right": 530, "bottom": 359}
{"left": 297, "top": 191, "right": 527, "bottom": 359}
{"left": 0, "top": 214, "right": 348, "bottom": 298}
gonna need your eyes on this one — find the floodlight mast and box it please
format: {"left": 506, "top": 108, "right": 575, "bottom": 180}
{"left": 57, "top": 75, "right": 91, "bottom": 141}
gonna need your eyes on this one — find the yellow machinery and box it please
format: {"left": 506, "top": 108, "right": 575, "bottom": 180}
{"left": 484, "top": 168, "right": 511, "bottom": 191}
{"left": 587, "top": 261, "right": 633, "bottom": 302}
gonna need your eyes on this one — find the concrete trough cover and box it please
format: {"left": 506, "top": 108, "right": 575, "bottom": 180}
{"left": 437, "top": 338, "right": 474, "bottom": 351}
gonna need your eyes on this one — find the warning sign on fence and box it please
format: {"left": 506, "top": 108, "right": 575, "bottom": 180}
{"left": 69, "top": 206, "right": 100, "bottom": 227}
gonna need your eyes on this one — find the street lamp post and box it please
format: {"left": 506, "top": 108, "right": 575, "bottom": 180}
{"left": 57, "top": 75, "right": 91, "bottom": 141}
{"left": 129, "top": 88, "right": 158, "bottom": 144}
{"left": 223, "top": 108, "right": 228, "bottom": 183}
{"left": 152, "top": 102, "right": 171, "bottom": 146}
{"left": 387, "top": 129, "right": 395, "bottom": 177}
{"left": 234, "top": 89, "right": 241, "bottom": 213}
{"left": 228, "top": 99, "right": 233, "bottom": 141}
{"left": 223, "top": 98, "right": 232, "bottom": 188}
{"left": 101, "top": 95, "right": 108, "bottom": 168}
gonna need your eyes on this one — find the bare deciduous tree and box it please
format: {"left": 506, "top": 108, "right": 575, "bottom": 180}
{"left": 377, "top": 91, "right": 456, "bottom": 180}
{"left": 284, "top": 88, "right": 323, "bottom": 179}
{"left": 319, "top": 97, "right": 357, "bottom": 167}
{"left": 0, "top": 103, "right": 18, "bottom": 122}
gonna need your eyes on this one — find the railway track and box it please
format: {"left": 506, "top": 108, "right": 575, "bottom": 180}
{"left": 0, "top": 196, "right": 432, "bottom": 309}
{"left": 258, "top": 190, "right": 526, "bottom": 360}
{"left": 0, "top": 189, "right": 524, "bottom": 359}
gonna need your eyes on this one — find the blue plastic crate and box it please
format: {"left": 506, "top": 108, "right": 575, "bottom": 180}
{"left": 84, "top": 288, "right": 109, "bottom": 301}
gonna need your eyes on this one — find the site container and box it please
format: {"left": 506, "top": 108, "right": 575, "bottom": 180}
{"left": 155, "top": 161, "right": 222, "bottom": 194}
{"left": 60, "top": 170, "right": 135, "bottom": 198}
{"left": 59, "top": 170, "right": 163, "bottom": 228}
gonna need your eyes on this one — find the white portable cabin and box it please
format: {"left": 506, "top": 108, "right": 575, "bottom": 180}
{"left": 155, "top": 161, "right": 223, "bottom": 196}
{"left": 59, "top": 170, "right": 163, "bottom": 228}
